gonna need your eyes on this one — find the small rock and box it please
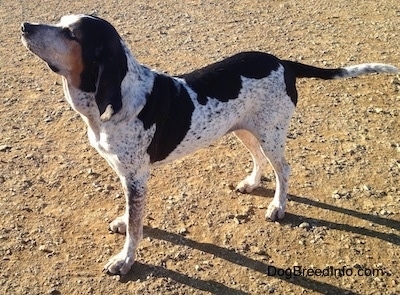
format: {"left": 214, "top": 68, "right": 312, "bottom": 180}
{"left": 250, "top": 246, "right": 269, "bottom": 256}
{"left": 332, "top": 190, "right": 352, "bottom": 199}
{"left": 299, "top": 222, "right": 311, "bottom": 229}
{"left": 379, "top": 209, "right": 390, "bottom": 216}
{"left": 0, "top": 145, "right": 11, "bottom": 152}
{"left": 195, "top": 264, "right": 203, "bottom": 271}
{"left": 39, "top": 245, "right": 52, "bottom": 253}
{"left": 332, "top": 192, "right": 342, "bottom": 199}
{"left": 233, "top": 217, "right": 241, "bottom": 224}
{"left": 178, "top": 227, "right": 188, "bottom": 235}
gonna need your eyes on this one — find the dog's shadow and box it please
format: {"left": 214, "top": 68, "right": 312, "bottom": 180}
{"left": 229, "top": 186, "right": 398, "bottom": 244}
{"left": 118, "top": 189, "right": 399, "bottom": 294}
{"left": 120, "top": 226, "right": 357, "bottom": 295}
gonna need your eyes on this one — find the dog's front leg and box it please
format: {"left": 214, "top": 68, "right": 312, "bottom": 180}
{"left": 104, "top": 178, "right": 146, "bottom": 275}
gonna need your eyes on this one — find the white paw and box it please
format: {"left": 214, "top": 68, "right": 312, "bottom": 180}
{"left": 109, "top": 216, "right": 127, "bottom": 234}
{"left": 236, "top": 178, "right": 259, "bottom": 193}
{"left": 265, "top": 203, "right": 285, "bottom": 221}
{"left": 104, "top": 252, "right": 135, "bottom": 275}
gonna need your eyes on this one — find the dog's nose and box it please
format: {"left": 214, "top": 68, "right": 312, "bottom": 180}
{"left": 21, "top": 22, "right": 34, "bottom": 34}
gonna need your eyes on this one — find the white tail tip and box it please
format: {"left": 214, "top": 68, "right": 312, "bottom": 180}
{"left": 338, "top": 63, "right": 399, "bottom": 78}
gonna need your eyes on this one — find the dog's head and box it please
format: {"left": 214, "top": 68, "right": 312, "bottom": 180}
{"left": 21, "top": 14, "right": 128, "bottom": 121}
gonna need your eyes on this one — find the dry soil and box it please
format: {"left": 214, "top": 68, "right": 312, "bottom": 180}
{"left": 1, "top": 0, "right": 399, "bottom": 294}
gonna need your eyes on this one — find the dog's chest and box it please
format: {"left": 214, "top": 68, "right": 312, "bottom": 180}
{"left": 87, "top": 119, "right": 154, "bottom": 172}
{"left": 87, "top": 128, "right": 112, "bottom": 158}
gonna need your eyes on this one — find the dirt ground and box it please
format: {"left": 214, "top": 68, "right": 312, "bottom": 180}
{"left": 1, "top": 0, "right": 399, "bottom": 294}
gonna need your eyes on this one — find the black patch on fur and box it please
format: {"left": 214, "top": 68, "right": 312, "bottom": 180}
{"left": 76, "top": 16, "right": 128, "bottom": 117}
{"left": 138, "top": 74, "right": 195, "bottom": 163}
{"left": 180, "top": 52, "right": 281, "bottom": 105}
{"left": 283, "top": 67, "right": 298, "bottom": 106}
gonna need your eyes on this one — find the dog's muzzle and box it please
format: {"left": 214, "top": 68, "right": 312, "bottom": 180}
{"left": 21, "top": 22, "right": 38, "bottom": 44}
{"left": 21, "top": 22, "right": 61, "bottom": 73}
{"left": 21, "top": 22, "right": 36, "bottom": 36}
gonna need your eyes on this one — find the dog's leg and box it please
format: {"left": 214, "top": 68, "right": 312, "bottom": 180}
{"left": 234, "top": 130, "right": 267, "bottom": 193}
{"left": 109, "top": 214, "right": 127, "bottom": 234}
{"left": 257, "top": 130, "right": 290, "bottom": 221}
{"left": 104, "top": 177, "right": 147, "bottom": 275}
{"left": 264, "top": 155, "right": 290, "bottom": 221}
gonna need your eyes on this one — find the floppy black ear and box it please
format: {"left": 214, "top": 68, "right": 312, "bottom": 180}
{"left": 89, "top": 18, "right": 128, "bottom": 122}
{"left": 77, "top": 16, "right": 128, "bottom": 121}
{"left": 95, "top": 40, "right": 128, "bottom": 122}
{"left": 95, "top": 59, "right": 124, "bottom": 122}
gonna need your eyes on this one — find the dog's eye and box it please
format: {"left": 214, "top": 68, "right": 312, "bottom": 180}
{"left": 62, "top": 27, "right": 77, "bottom": 40}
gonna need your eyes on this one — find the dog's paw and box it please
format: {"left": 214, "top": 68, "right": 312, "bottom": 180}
{"left": 104, "top": 252, "right": 135, "bottom": 275}
{"left": 236, "top": 178, "right": 259, "bottom": 193}
{"left": 265, "top": 203, "right": 285, "bottom": 221}
{"left": 109, "top": 216, "right": 127, "bottom": 234}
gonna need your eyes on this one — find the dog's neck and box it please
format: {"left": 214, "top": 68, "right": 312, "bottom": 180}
{"left": 61, "top": 47, "right": 155, "bottom": 142}
{"left": 62, "top": 77, "right": 102, "bottom": 140}
{"left": 119, "top": 46, "right": 155, "bottom": 118}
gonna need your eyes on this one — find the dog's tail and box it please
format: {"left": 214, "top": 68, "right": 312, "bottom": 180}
{"left": 282, "top": 60, "right": 398, "bottom": 80}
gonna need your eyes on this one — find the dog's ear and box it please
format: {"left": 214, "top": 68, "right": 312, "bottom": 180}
{"left": 77, "top": 16, "right": 128, "bottom": 121}
{"left": 94, "top": 38, "right": 127, "bottom": 122}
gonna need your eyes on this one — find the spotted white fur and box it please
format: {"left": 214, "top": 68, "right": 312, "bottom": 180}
{"left": 21, "top": 14, "right": 398, "bottom": 276}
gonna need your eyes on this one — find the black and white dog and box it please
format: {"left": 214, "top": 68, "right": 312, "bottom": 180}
{"left": 21, "top": 14, "right": 398, "bottom": 275}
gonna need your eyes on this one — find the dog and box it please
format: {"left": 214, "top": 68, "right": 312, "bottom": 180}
{"left": 21, "top": 14, "right": 398, "bottom": 275}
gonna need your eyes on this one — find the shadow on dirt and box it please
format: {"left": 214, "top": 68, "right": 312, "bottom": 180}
{"left": 251, "top": 188, "right": 399, "bottom": 245}
{"left": 287, "top": 194, "right": 399, "bottom": 234}
{"left": 120, "top": 260, "right": 249, "bottom": 295}
{"left": 268, "top": 191, "right": 398, "bottom": 246}
{"left": 117, "top": 189, "right": 399, "bottom": 293}
{"left": 119, "top": 226, "right": 356, "bottom": 294}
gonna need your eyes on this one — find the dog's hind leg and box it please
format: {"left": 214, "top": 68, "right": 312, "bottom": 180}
{"left": 234, "top": 127, "right": 290, "bottom": 221}
{"left": 256, "top": 128, "right": 291, "bottom": 221}
{"left": 234, "top": 129, "right": 267, "bottom": 193}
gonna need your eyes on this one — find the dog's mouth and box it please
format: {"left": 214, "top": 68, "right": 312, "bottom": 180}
{"left": 47, "top": 63, "right": 60, "bottom": 73}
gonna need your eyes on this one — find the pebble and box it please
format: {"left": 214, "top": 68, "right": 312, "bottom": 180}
{"left": 250, "top": 246, "right": 269, "bottom": 256}
{"left": 379, "top": 209, "right": 391, "bottom": 216}
{"left": 0, "top": 144, "right": 11, "bottom": 152}
{"left": 178, "top": 227, "right": 188, "bottom": 235}
{"left": 299, "top": 222, "right": 311, "bottom": 229}
{"left": 39, "top": 245, "right": 53, "bottom": 253}
{"left": 195, "top": 264, "right": 203, "bottom": 271}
